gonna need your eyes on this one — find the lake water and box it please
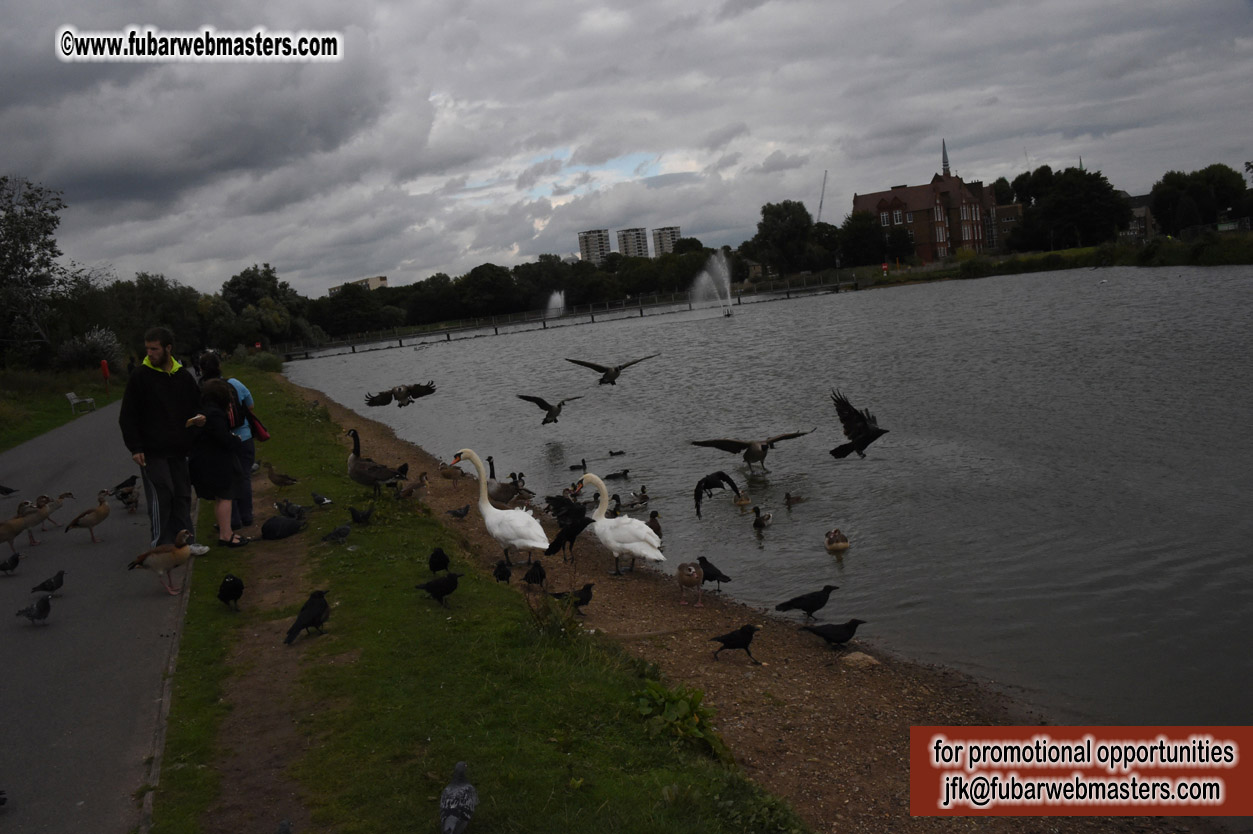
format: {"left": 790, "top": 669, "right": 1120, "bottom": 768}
{"left": 285, "top": 265, "right": 1253, "bottom": 725}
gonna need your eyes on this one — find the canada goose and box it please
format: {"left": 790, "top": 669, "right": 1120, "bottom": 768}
{"left": 575, "top": 472, "right": 663, "bottom": 575}
{"left": 568, "top": 458, "right": 587, "bottom": 472}
{"left": 64, "top": 491, "right": 111, "bottom": 543}
{"left": 752, "top": 506, "right": 772, "bottom": 530}
{"left": 128, "top": 529, "right": 192, "bottom": 595}
{"left": 516, "top": 394, "right": 583, "bottom": 425}
{"left": 677, "top": 561, "right": 704, "bottom": 606}
{"left": 564, "top": 354, "right": 660, "bottom": 385}
{"left": 450, "top": 448, "right": 549, "bottom": 565}
{"left": 829, "top": 389, "right": 889, "bottom": 458}
{"left": 824, "top": 528, "right": 850, "bottom": 552}
{"left": 693, "top": 471, "right": 740, "bottom": 518}
{"left": 364, "top": 382, "right": 436, "bottom": 408}
{"left": 691, "top": 428, "right": 815, "bottom": 472}
{"left": 346, "top": 429, "right": 408, "bottom": 494}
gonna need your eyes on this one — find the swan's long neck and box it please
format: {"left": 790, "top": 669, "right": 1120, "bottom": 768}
{"left": 582, "top": 474, "right": 610, "bottom": 521}
{"left": 459, "top": 449, "right": 493, "bottom": 510}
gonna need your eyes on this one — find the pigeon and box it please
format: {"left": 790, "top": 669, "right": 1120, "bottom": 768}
{"left": 285, "top": 590, "right": 330, "bottom": 644}
{"left": 564, "top": 353, "right": 659, "bottom": 385}
{"left": 261, "top": 515, "right": 308, "bottom": 540}
{"left": 775, "top": 585, "right": 839, "bottom": 620}
{"left": 0, "top": 551, "right": 20, "bottom": 575}
{"left": 275, "top": 820, "right": 292, "bottom": 834}
{"left": 348, "top": 502, "right": 375, "bottom": 525}
{"left": 829, "top": 389, "right": 889, "bottom": 458}
{"left": 711, "top": 624, "right": 762, "bottom": 663}
{"left": 275, "top": 499, "right": 308, "bottom": 520}
{"left": 550, "top": 582, "right": 594, "bottom": 614}
{"left": 429, "top": 547, "right": 451, "bottom": 574}
{"left": 218, "top": 574, "right": 245, "bottom": 610}
{"left": 492, "top": 560, "right": 512, "bottom": 583}
{"left": 522, "top": 559, "right": 547, "bottom": 589}
{"left": 0, "top": 484, "right": 17, "bottom": 496}
{"left": 440, "top": 761, "right": 479, "bottom": 834}
{"left": 16, "top": 593, "right": 52, "bottom": 624}
{"left": 446, "top": 504, "right": 470, "bottom": 520}
{"left": 803, "top": 619, "right": 868, "bottom": 648}
{"left": 311, "top": 491, "right": 333, "bottom": 506}
{"left": 416, "top": 572, "right": 463, "bottom": 607}
{"left": 321, "top": 523, "right": 351, "bottom": 544}
{"left": 31, "top": 569, "right": 66, "bottom": 596}
{"left": 693, "top": 471, "right": 740, "bottom": 518}
{"left": 697, "top": 556, "right": 732, "bottom": 592}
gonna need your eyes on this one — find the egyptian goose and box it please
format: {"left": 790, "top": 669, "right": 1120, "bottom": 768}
{"left": 64, "top": 491, "right": 111, "bottom": 543}
{"left": 128, "top": 529, "right": 192, "bottom": 595}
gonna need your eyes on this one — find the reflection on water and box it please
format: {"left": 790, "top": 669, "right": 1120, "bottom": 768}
{"left": 287, "top": 266, "right": 1253, "bottom": 725}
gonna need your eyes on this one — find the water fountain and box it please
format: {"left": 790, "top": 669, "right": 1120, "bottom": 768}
{"left": 545, "top": 289, "right": 566, "bottom": 318}
{"left": 688, "top": 251, "right": 734, "bottom": 316}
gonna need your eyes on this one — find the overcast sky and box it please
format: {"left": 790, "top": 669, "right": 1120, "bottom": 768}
{"left": 4, "top": 0, "right": 1250, "bottom": 298}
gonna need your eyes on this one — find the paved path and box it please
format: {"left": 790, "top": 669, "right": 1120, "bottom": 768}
{"left": 0, "top": 400, "right": 189, "bottom": 834}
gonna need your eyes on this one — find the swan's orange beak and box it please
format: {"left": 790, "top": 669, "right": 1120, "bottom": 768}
{"left": 573, "top": 479, "right": 584, "bottom": 494}
{"left": 451, "top": 453, "right": 462, "bottom": 465}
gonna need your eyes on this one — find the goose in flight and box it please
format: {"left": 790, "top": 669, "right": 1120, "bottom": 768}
{"left": 691, "top": 428, "right": 814, "bottom": 472}
{"left": 564, "top": 354, "right": 659, "bottom": 385}
{"left": 829, "top": 389, "right": 888, "bottom": 458}
{"left": 364, "top": 382, "right": 437, "bottom": 408}
{"left": 516, "top": 394, "right": 583, "bottom": 425}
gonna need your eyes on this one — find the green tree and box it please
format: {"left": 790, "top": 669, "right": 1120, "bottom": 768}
{"left": 1035, "top": 168, "right": 1131, "bottom": 248}
{"left": 0, "top": 176, "right": 72, "bottom": 365}
{"left": 750, "top": 200, "right": 813, "bottom": 275}
{"left": 992, "top": 177, "right": 1014, "bottom": 206}
{"left": 884, "top": 227, "right": 914, "bottom": 262}
{"left": 455, "top": 263, "right": 518, "bottom": 316}
{"left": 672, "top": 236, "right": 705, "bottom": 255}
{"left": 839, "top": 211, "right": 884, "bottom": 267}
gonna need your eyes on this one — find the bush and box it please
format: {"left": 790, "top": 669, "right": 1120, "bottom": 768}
{"left": 245, "top": 351, "right": 283, "bottom": 372}
{"left": 55, "top": 326, "right": 124, "bottom": 372}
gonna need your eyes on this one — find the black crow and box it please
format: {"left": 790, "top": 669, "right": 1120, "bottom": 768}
{"left": 550, "top": 582, "right": 594, "bottom": 614}
{"left": 321, "top": 523, "right": 351, "bottom": 544}
{"left": 693, "top": 471, "right": 740, "bottom": 518}
{"left": 543, "top": 494, "right": 586, "bottom": 527}
{"left": 544, "top": 515, "right": 594, "bottom": 563}
{"left": 564, "top": 353, "right": 659, "bottom": 385}
{"left": 110, "top": 474, "right": 138, "bottom": 494}
{"left": 416, "top": 572, "right": 463, "bottom": 607}
{"left": 696, "top": 556, "right": 732, "bottom": 591}
{"left": 440, "top": 761, "right": 478, "bottom": 834}
{"left": 16, "top": 593, "right": 52, "bottom": 625}
{"left": 284, "top": 590, "right": 329, "bottom": 644}
{"left": 31, "top": 569, "right": 65, "bottom": 596}
{"left": 775, "top": 585, "right": 839, "bottom": 620}
{"left": 348, "top": 502, "right": 375, "bottom": 525}
{"left": 446, "top": 504, "right": 470, "bottom": 520}
{"left": 829, "top": 389, "right": 889, "bottom": 458}
{"left": 691, "top": 429, "right": 815, "bottom": 473}
{"left": 492, "top": 560, "right": 512, "bottom": 583}
{"left": 218, "top": 574, "right": 245, "bottom": 610}
{"left": 522, "top": 560, "right": 547, "bottom": 589}
{"left": 0, "top": 552, "right": 20, "bottom": 575}
{"left": 429, "top": 547, "right": 450, "bottom": 574}
{"left": 803, "top": 619, "right": 868, "bottom": 648}
{"left": 711, "top": 624, "right": 762, "bottom": 663}
{"left": 516, "top": 393, "right": 583, "bottom": 424}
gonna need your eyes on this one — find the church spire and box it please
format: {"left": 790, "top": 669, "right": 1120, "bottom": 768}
{"left": 942, "top": 139, "right": 950, "bottom": 176}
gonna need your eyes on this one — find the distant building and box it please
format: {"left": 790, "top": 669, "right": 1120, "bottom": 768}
{"left": 651, "top": 226, "right": 681, "bottom": 256}
{"left": 616, "top": 227, "right": 650, "bottom": 259}
{"left": 1119, "top": 193, "right": 1158, "bottom": 241}
{"left": 328, "top": 275, "right": 388, "bottom": 296}
{"left": 851, "top": 141, "right": 992, "bottom": 262}
{"left": 577, "top": 229, "right": 611, "bottom": 265}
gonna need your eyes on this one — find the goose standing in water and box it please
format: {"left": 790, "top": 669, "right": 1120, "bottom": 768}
{"left": 691, "top": 428, "right": 815, "bottom": 472}
{"left": 451, "top": 448, "right": 549, "bottom": 565}
{"left": 576, "top": 472, "right": 664, "bottom": 576}
{"left": 564, "top": 354, "right": 659, "bottom": 385}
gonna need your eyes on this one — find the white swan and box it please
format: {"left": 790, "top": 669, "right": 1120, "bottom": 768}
{"left": 452, "top": 448, "right": 549, "bottom": 565}
{"left": 577, "top": 472, "right": 664, "bottom": 575}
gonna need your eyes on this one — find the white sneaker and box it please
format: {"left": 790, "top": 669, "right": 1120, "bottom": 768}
{"left": 189, "top": 543, "right": 210, "bottom": 556}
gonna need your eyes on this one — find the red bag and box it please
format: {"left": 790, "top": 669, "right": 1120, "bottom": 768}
{"left": 244, "top": 406, "right": 270, "bottom": 442}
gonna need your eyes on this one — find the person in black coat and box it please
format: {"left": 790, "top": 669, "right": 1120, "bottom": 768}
{"left": 189, "top": 379, "right": 249, "bottom": 547}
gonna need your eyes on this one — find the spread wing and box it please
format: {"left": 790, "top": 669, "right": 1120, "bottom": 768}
{"left": 565, "top": 357, "right": 611, "bottom": 374}
{"left": 693, "top": 470, "right": 740, "bottom": 518}
{"left": 831, "top": 389, "right": 877, "bottom": 439}
{"left": 403, "top": 381, "right": 437, "bottom": 399}
{"left": 765, "top": 427, "right": 815, "bottom": 447}
{"left": 691, "top": 438, "right": 750, "bottom": 455}
{"left": 615, "top": 353, "right": 660, "bottom": 372}
{"left": 558, "top": 396, "right": 584, "bottom": 406}
{"left": 517, "top": 394, "right": 554, "bottom": 411}
{"left": 364, "top": 390, "right": 394, "bottom": 407}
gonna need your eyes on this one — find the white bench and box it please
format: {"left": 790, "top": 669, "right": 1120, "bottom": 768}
{"left": 66, "top": 392, "right": 96, "bottom": 414}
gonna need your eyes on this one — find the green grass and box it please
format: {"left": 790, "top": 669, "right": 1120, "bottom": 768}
{"left": 150, "top": 364, "right": 812, "bottom": 834}
{"left": 0, "top": 368, "right": 121, "bottom": 452}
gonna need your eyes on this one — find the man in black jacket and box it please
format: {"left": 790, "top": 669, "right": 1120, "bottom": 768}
{"left": 119, "top": 326, "right": 207, "bottom": 553}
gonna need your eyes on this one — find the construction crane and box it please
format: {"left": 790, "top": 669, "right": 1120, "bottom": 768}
{"left": 816, "top": 169, "right": 828, "bottom": 224}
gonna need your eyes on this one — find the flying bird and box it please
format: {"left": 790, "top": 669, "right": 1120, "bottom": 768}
{"left": 416, "top": 572, "right": 464, "bottom": 607}
{"left": 218, "top": 573, "right": 245, "bottom": 609}
{"left": 697, "top": 556, "right": 732, "bottom": 592}
{"left": 775, "top": 584, "right": 839, "bottom": 620}
{"left": 693, "top": 471, "right": 740, "bottom": 518}
{"left": 564, "top": 353, "right": 659, "bottom": 385}
{"left": 550, "top": 582, "right": 595, "bottom": 614}
{"left": 803, "top": 618, "right": 868, "bottom": 648}
{"left": 691, "top": 429, "right": 815, "bottom": 472}
{"left": 516, "top": 393, "right": 583, "bottom": 424}
{"left": 429, "top": 547, "right": 451, "bottom": 574}
{"left": 285, "top": 590, "right": 330, "bottom": 644}
{"left": 31, "top": 569, "right": 65, "bottom": 596}
{"left": 677, "top": 562, "right": 704, "bottom": 607}
{"left": 440, "top": 761, "right": 479, "bottom": 834}
{"left": 364, "top": 382, "right": 437, "bottom": 407}
{"left": 128, "top": 529, "right": 193, "bottom": 595}
{"left": 829, "top": 389, "right": 889, "bottom": 458}
{"left": 16, "top": 594, "right": 52, "bottom": 625}
{"left": 711, "top": 624, "right": 762, "bottom": 664}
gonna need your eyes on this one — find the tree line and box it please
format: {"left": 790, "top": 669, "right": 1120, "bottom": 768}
{"left": 2, "top": 161, "right": 1248, "bottom": 369}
